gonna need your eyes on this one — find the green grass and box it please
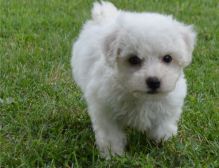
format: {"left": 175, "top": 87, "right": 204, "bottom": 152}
{"left": 0, "top": 0, "right": 218, "bottom": 167}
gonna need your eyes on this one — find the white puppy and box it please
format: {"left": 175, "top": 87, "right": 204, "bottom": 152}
{"left": 71, "top": 1, "right": 196, "bottom": 157}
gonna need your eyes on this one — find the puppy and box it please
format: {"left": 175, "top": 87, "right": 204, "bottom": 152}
{"left": 71, "top": 1, "right": 196, "bottom": 157}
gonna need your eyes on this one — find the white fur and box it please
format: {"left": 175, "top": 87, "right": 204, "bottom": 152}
{"left": 71, "top": 1, "right": 196, "bottom": 158}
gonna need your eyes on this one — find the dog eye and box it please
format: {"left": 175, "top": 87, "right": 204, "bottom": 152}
{"left": 128, "top": 55, "right": 142, "bottom": 66}
{"left": 162, "top": 55, "right": 172, "bottom": 63}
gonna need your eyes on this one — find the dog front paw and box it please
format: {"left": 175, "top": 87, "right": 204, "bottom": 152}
{"left": 97, "top": 142, "right": 125, "bottom": 159}
{"left": 95, "top": 131, "right": 127, "bottom": 159}
{"left": 149, "top": 124, "right": 178, "bottom": 143}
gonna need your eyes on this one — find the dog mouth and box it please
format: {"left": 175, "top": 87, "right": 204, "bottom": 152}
{"left": 147, "top": 90, "right": 159, "bottom": 94}
{"left": 133, "top": 90, "right": 160, "bottom": 95}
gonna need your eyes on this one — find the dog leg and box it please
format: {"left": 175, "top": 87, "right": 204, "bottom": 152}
{"left": 148, "top": 114, "right": 179, "bottom": 143}
{"left": 88, "top": 103, "right": 126, "bottom": 158}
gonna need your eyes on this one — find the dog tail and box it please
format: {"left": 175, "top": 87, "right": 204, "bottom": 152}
{"left": 92, "top": 1, "right": 118, "bottom": 22}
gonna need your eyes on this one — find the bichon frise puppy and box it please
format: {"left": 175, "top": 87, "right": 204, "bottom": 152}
{"left": 71, "top": 1, "right": 196, "bottom": 157}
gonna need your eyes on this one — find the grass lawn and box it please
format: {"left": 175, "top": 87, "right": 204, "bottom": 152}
{"left": 0, "top": 0, "right": 218, "bottom": 167}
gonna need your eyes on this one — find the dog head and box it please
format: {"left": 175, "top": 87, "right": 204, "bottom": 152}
{"left": 103, "top": 12, "right": 196, "bottom": 95}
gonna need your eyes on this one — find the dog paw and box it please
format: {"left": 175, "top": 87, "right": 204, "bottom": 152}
{"left": 98, "top": 143, "right": 125, "bottom": 159}
{"left": 95, "top": 133, "right": 126, "bottom": 158}
{"left": 150, "top": 124, "right": 178, "bottom": 143}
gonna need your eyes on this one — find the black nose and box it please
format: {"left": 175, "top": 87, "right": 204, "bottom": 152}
{"left": 146, "top": 77, "right": 160, "bottom": 90}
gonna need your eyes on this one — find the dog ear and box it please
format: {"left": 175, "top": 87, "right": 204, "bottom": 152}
{"left": 103, "top": 30, "right": 120, "bottom": 67}
{"left": 179, "top": 25, "right": 197, "bottom": 67}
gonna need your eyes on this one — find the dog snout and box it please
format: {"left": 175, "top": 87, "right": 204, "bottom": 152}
{"left": 146, "top": 77, "right": 160, "bottom": 90}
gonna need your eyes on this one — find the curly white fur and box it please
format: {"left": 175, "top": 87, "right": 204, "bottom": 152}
{"left": 71, "top": 1, "right": 196, "bottom": 158}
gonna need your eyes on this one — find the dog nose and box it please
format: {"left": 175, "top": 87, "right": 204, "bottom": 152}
{"left": 146, "top": 77, "right": 160, "bottom": 90}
